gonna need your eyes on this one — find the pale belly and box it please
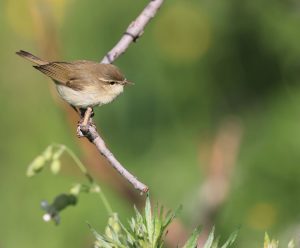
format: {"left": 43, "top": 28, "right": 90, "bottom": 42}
{"left": 56, "top": 84, "right": 123, "bottom": 108}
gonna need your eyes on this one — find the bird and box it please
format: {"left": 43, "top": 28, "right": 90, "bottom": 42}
{"left": 16, "top": 50, "right": 131, "bottom": 118}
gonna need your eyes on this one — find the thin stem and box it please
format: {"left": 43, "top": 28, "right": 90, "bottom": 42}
{"left": 77, "top": 125, "right": 149, "bottom": 193}
{"left": 101, "top": 0, "right": 164, "bottom": 64}
{"left": 96, "top": 190, "right": 113, "bottom": 215}
{"left": 52, "top": 143, "right": 113, "bottom": 214}
{"left": 64, "top": 145, "right": 93, "bottom": 183}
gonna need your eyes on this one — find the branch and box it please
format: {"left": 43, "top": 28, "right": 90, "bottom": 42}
{"left": 77, "top": 1, "right": 164, "bottom": 192}
{"left": 101, "top": 0, "right": 164, "bottom": 64}
{"left": 77, "top": 109, "right": 148, "bottom": 192}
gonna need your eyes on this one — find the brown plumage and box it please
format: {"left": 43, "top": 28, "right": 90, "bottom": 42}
{"left": 16, "top": 50, "right": 131, "bottom": 108}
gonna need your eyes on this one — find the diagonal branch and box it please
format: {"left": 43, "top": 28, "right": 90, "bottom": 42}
{"left": 101, "top": 0, "right": 164, "bottom": 64}
{"left": 78, "top": 0, "right": 165, "bottom": 192}
{"left": 78, "top": 108, "right": 148, "bottom": 193}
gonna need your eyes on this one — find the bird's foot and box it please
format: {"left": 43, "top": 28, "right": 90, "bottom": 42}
{"left": 76, "top": 119, "right": 96, "bottom": 137}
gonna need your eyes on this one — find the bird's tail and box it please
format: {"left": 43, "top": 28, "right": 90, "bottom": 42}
{"left": 16, "top": 50, "right": 48, "bottom": 65}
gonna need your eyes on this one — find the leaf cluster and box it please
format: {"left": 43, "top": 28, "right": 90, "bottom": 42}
{"left": 91, "top": 196, "right": 238, "bottom": 248}
{"left": 264, "top": 233, "right": 295, "bottom": 248}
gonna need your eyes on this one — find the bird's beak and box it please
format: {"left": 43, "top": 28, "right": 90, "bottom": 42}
{"left": 123, "top": 79, "right": 134, "bottom": 86}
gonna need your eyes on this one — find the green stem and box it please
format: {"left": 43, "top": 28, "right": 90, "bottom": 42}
{"left": 96, "top": 190, "right": 113, "bottom": 215}
{"left": 52, "top": 143, "right": 113, "bottom": 215}
{"left": 64, "top": 145, "right": 93, "bottom": 183}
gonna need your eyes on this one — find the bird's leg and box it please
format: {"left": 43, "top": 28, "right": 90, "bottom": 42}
{"left": 81, "top": 107, "right": 93, "bottom": 127}
{"left": 77, "top": 107, "right": 96, "bottom": 136}
{"left": 79, "top": 108, "right": 94, "bottom": 118}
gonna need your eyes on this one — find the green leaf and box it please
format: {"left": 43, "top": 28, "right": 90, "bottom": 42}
{"left": 134, "top": 205, "right": 144, "bottom": 224}
{"left": 162, "top": 205, "right": 182, "bottom": 232}
{"left": 119, "top": 221, "right": 135, "bottom": 245}
{"left": 182, "top": 226, "right": 202, "bottom": 248}
{"left": 145, "top": 195, "right": 154, "bottom": 243}
{"left": 89, "top": 225, "right": 111, "bottom": 248}
{"left": 211, "top": 236, "right": 220, "bottom": 248}
{"left": 264, "top": 233, "right": 270, "bottom": 245}
{"left": 288, "top": 240, "right": 295, "bottom": 248}
{"left": 27, "top": 155, "right": 46, "bottom": 177}
{"left": 152, "top": 203, "right": 162, "bottom": 247}
{"left": 42, "top": 146, "right": 53, "bottom": 161}
{"left": 203, "top": 227, "right": 215, "bottom": 248}
{"left": 69, "top": 183, "right": 82, "bottom": 195}
{"left": 220, "top": 229, "right": 239, "bottom": 248}
{"left": 106, "top": 225, "right": 127, "bottom": 248}
{"left": 129, "top": 217, "right": 136, "bottom": 233}
{"left": 134, "top": 205, "right": 147, "bottom": 233}
{"left": 264, "top": 233, "right": 279, "bottom": 248}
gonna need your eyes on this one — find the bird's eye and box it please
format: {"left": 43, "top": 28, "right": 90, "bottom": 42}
{"left": 109, "top": 81, "right": 116, "bottom": 85}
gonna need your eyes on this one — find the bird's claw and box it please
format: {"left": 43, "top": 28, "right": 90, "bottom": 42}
{"left": 76, "top": 118, "right": 96, "bottom": 137}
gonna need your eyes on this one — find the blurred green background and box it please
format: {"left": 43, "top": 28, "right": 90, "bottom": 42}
{"left": 1, "top": 0, "right": 300, "bottom": 247}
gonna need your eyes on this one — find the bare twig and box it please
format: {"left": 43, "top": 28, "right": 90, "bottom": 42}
{"left": 77, "top": 114, "right": 148, "bottom": 193}
{"left": 76, "top": 0, "right": 164, "bottom": 192}
{"left": 101, "top": 0, "right": 164, "bottom": 64}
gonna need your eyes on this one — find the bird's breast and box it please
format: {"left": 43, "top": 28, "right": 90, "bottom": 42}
{"left": 56, "top": 84, "right": 123, "bottom": 108}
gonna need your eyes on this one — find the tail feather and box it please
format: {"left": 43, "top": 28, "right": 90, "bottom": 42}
{"left": 16, "top": 50, "right": 48, "bottom": 65}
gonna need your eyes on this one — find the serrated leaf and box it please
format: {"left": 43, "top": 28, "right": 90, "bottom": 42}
{"left": 105, "top": 225, "right": 118, "bottom": 242}
{"left": 134, "top": 205, "right": 144, "bottom": 224}
{"left": 152, "top": 203, "right": 162, "bottom": 247}
{"left": 129, "top": 217, "right": 136, "bottom": 232}
{"left": 162, "top": 205, "right": 182, "bottom": 232}
{"left": 94, "top": 238, "right": 112, "bottom": 248}
{"left": 119, "top": 221, "right": 136, "bottom": 245}
{"left": 89, "top": 225, "right": 111, "bottom": 248}
{"left": 108, "top": 213, "right": 121, "bottom": 234}
{"left": 203, "top": 226, "right": 215, "bottom": 248}
{"left": 264, "top": 233, "right": 279, "bottom": 248}
{"left": 182, "top": 226, "right": 202, "bottom": 248}
{"left": 106, "top": 225, "right": 126, "bottom": 248}
{"left": 145, "top": 196, "right": 153, "bottom": 243}
{"left": 134, "top": 205, "right": 147, "bottom": 236}
{"left": 221, "top": 229, "right": 238, "bottom": 248}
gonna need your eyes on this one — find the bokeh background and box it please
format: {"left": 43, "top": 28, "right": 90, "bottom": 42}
{"left": 1, "top": 0, "right": 300, "bottom": 247}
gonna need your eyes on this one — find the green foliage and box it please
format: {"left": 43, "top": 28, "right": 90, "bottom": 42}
{"left": 27, "top": 145, "right": 65, "bottom": 177}
{"left": 91, "top": 196, "right": 181, "bottom": 248}
{"left": 200, "top": 227, "right": 238, "bottom": 248}
{"left": 91, "top": 196, "right": 238, "bottom": 248}
{"left": 182, "top": 226, "right": 202, "bottom": 248}
{"left": 27, "top": 145, "right": 297, "bottom": 248}
{"left": 41, "top": 194, "right": 77, "bottom": 225}
{"left": 27, "top": 144, "right": 113, "bottom": 224}
{"left": 263, "top": 233, "right": 295, "bottom": 248}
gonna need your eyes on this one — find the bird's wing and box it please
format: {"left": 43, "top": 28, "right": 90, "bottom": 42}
{"left": 33, "top": 62, "right": 72, "bottom": 83}
{"left": 33, "top": 62, "right": 85, "bottom": 90}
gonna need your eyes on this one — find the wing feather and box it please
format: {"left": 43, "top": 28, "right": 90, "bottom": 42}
{"left": 33, "top": 62, "right": 73, "bottom": 83}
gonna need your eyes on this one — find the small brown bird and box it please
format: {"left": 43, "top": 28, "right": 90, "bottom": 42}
{"left": 16, "top": 50, "right": 131, "bottom": 115}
